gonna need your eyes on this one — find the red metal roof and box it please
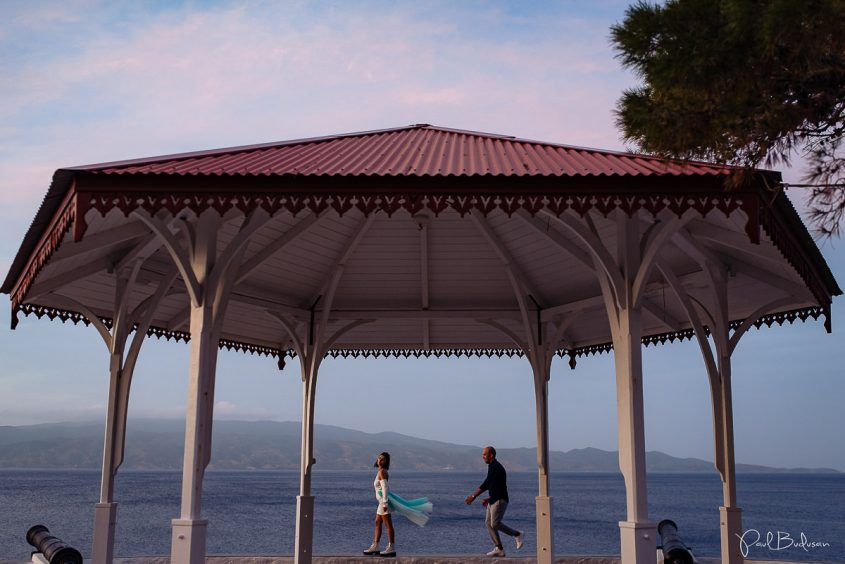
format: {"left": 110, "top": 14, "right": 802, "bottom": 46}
{"left": 78, "top": 124, "right": 730, "bottom": 178}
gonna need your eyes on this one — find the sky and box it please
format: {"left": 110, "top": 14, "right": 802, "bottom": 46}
{"left": 1, "top": 0, "right": 843, "bottom": 473}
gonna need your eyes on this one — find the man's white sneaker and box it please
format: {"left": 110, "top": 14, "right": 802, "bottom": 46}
{"left": 486, "top": 546, "right": 506, "bottom": 557}
{"left": 515, "top": 532, "right": 524, "bottom": 550}
{"left": 363, "top": 542, "right": 380, "bottom": 555}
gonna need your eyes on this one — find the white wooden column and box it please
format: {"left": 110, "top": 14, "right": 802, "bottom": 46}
{"left": 92, "top": 349, "right": 124, "bottom": 564}
{"left": 611, "top": 306, "right": 654, "bottom": 562}
{"left": 136, "top": 209, "right": 265, "bottom": 564}
{"left": 267, "top": 310, "right": 372, "bottom": 564}
{"left": 659, "top": 259, "right": 742, "bottom": 563}
{"left": 92, "top": 268, "right": 175, "bottom": 564}
{"left": 542, "top": 209, "right": 692, "bottom": 563}
{"left": 710, "top": 268, "right": 743, "bottom": 564}
{"left": 269, "top": 212, "right": 375, "bottom": 564}
{"left": 717, "top": 353, "right": 743, "bottom": 564}
{"left": 471, "top": 210, "right": 559, "bottom": 564}
{"left": 531, "top": 349, "right": 554, "bottom": 562}
{"left": 611, "top": 215, "right": 662, "bottom": 563}
{"left": 660, "top": 228, "right": 805, "bottom": 564}
{"left": 295, "top": 342, "right": 321, "bottom": 563}
{"left": 528, "top": 321, "right": 575, "bottom": 562}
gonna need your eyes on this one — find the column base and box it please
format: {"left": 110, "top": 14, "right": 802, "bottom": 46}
{"left": 171, "top": 518, "right": 208, "bottom": 564}
{"left": 619, "top": 520, "right": 657, "bottom": 564}
{"left": 720, "top": 506, "right": 744, "bottom": 564}
{"left": 92, "top": 503, "right": 117, "bottom": 564}
{"left": 294, "top": 495, "right": 315, "bottom": 564}
{"left": 535, "top": 496, "right": 554, "bottom": 564}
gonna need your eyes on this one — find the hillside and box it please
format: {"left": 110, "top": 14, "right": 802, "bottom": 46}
{"left": 0, "top": 420, "right": 838, "bottom": 473}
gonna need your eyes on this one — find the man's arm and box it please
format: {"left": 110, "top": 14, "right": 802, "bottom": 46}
{"left": 465, "top": 465, "right": 493, "bottom": 504}
{"left": 465, "top": 487, "right": 484, "bottom": 505}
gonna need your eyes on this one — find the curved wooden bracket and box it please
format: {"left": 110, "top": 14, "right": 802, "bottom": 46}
{"left": 47, "top": 293, "right": 113, "bottom": 347}
{"left": 266, "top": 310, "right": 305, "bottom": 360}
{"left": 132, "top": 212, "right": 201, "bottom": 307}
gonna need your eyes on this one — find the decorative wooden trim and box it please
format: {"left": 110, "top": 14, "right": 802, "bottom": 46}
{"left": 77, "top": 190, "right": 753, "bottom": 228}
{"left": 218, "top": 338, "right": 284, "bottom": 357}
{"left": 759, "top": 201, "right": 832, "bottom": 326}
{"left": 15, "top": 302, "right": 825, "bottom": 365}
{"left": 324, "top": 347, "right": 524, "bottom": 359}
{"left": 638, "top": 306, "right": 826, "bottom": 348}
{"left": 10, "top": 196, "right": 77, "bottom": 316}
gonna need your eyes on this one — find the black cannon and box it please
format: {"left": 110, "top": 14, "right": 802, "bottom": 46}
{"left": 25, "top": 525, "right": 83, "bottom": 564}
{"left": 657, "top": 519, "right": 695, "bottom": 564}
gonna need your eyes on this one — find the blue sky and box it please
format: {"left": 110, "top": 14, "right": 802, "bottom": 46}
{"left": 1, "top": 1, "right": 843, "bottom": 472}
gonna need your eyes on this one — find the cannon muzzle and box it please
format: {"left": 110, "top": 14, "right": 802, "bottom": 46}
{"left": 26, "top": 525, "right": 82, "bottom": 564}
{"left": 657, "top": 519, "right": 694, "bottom": 564}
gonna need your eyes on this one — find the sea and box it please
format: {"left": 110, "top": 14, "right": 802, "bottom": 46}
{"left": 1, "top": 470, "right": 842, "bottom": 562}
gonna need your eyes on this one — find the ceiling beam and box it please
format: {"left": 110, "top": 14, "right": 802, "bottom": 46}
{"left": 514, "top": 209, "right": 593, "bottom": 268}
{"left": 685, "top": 219, "right": 783, "bottom": 263}
{"left": 469, "top": 210, "right": 546, "bottom": 307}
{"left": 28, "top": 256, "right": 113, "bottom": 299}
{"left": 308, "top": 212, "right": 377, "bottom": 310}
{"left": 49, "top": 221, "right": 150, "bottom": 264}
{"left": 236, "top": 211, "right": 325, "bottom": 284}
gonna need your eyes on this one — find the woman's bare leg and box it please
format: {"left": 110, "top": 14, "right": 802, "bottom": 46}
{"left": 383, "top": 514, "right": 395, "bottom": 544}
{"left": 374, "top": 514, "right": 383, "bottom": 543}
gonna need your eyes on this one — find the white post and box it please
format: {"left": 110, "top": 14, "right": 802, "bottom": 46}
{"left": 718, "top": 354, "right": 743, "bottom": 564}
{"left": 295, "top": 352, "right": 319, "bottom": 564}
{"left": 134, "top": 206, "right": 265, "bottom": 564}
{"left": 471, "top": 209, "right": 571, "bottom": 563}
{"left": 171, "top": 299, "right": 219, "bottom": 563}
{"left": 714, "top": 273, "right": 742, "bottom": 564}
{"left": 612, "top": 215, "right": 656, "bottom": 563}
{"left": 90, "top": 258, "right": 173, "bottom": 564}
{"left": 657, "top": 241, "right": 749, "bottom": 564}
{"left": 612, "top": 306, "right": 656, "bottom": 562}
{"left": 170, "top": 212, "right": 220, "bottom": 564}
{"left": 291, "top": 213, "right": 375, "bottom": 563}
{"left": 713, "top": 275, "right": 743, "bottom": 564}
{"left": 92, "top": 353, "right": 122, "bottom": 564}
{"left": 532, "top": 359, "right": 554, "bottom": 564}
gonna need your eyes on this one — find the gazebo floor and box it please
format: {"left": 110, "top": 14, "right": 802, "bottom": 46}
{"left": 102, "top": 556, "right": 812, "bottom": 564}
{"left": 5, "top": 556, "right": 829, "bottom": 564}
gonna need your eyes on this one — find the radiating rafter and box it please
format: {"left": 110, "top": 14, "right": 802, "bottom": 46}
{"left": 469, "top": 210, "right": 546, "bottom": 306}
{"left": 49, "top": 221, "right": 151, "bottom": 264}
{"left": 236, "top": 211, "right": 327, "bottom": 284}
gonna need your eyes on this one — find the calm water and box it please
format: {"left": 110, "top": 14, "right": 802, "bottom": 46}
{"left": 1, "top": 470, "right": 842, "bottom": 562}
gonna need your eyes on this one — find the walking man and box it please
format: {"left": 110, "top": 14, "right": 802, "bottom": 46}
{"left": 465, "top": 446, "right": 524, "bottom": 557}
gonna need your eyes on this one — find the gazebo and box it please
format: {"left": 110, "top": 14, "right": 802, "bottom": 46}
{"left": 2, "top": 124, "right": 839, "bottom": 564}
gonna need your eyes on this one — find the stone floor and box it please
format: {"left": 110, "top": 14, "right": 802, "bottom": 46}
{"left": 3, "top": 556, "right": 826, "bottom": 564}
{"left": 105, "top": 557, "right": 808, "bottom": 564}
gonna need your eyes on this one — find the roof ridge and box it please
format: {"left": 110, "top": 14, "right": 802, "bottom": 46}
{"left": 63, "top": 123, "right": 739, "bottom": 173}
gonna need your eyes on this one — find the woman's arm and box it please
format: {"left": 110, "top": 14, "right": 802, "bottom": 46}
{"left": 378, "top": 470, "right": 390, "bottom": 507}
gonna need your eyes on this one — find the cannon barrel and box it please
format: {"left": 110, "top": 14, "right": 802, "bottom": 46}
{"left": 657, "top": 519, "right": 694, "bottom": 564}
{"left": 25, "top": 525, "right": 83, "bottom": 564}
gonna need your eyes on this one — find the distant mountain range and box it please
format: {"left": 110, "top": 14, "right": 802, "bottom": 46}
{"left": 0, "top": 420, "right": 839, "bottom": 473}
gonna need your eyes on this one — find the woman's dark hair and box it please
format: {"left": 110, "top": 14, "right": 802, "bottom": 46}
{"left": 374, "top": 451, "right": 391, "bottom": 469}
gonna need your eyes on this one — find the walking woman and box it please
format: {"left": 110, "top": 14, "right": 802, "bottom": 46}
{"left": 364, "top": 452, "right": 396, "bottom": 557}
{"left": 363, "top": 451, "right": 433, "bottom": 557}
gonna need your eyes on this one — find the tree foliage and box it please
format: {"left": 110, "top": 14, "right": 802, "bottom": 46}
{"left": 611, "top": 0, "right": 845, "bottom": 235}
